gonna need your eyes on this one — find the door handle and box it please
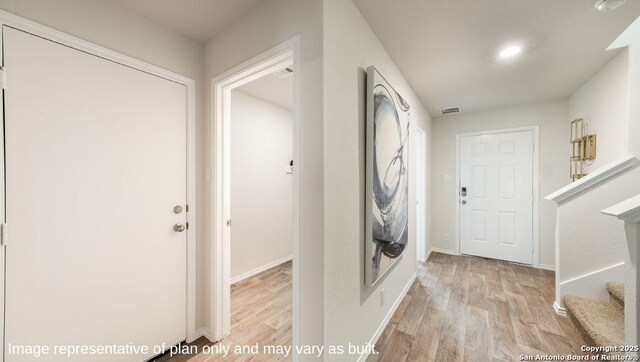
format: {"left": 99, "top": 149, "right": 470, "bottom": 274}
{"left": 173, "top": 224, "right": 186, "bottom": 232}
{"left": 461, "top": 200, "right": 467, "bottom": 205}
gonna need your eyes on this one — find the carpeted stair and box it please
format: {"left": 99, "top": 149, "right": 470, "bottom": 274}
{"left": 563, "top": 282, "right": 624, "bottom": 351}
{"left": 607, "top": 282, "right": 624, "bottom": 309}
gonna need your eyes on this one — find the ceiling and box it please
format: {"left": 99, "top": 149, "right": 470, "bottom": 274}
{"left": 353, "top": 0, "right": 640, "bottom": 117}
{"left": 236, "top": 72, "right": 294, "bottom": 110}
{"left": 109, "top": 0, "right": 263, "bottom": 42}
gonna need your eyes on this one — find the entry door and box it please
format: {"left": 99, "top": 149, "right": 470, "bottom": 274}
{"left": 459, "top": 130, "right": 533, "bottom": 264}
{"left": 3, "top": 27, "right": 187, "bottom": 361}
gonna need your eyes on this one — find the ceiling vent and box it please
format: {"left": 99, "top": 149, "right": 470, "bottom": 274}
{"left": 273, "top": 67, "right": 293, "bottom": 78}
{"left": 440, "top": 107, "right": 461, "bottom": 115}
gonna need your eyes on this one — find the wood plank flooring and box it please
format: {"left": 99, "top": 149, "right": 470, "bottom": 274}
{"left": 159, "top": 253, "right": 585, "bottom": 361}
{"left": 156, "top": 261, "right": 292, "bottom": 361}
{"left": 368, "top": 252, "right": 588, "bottom": 362}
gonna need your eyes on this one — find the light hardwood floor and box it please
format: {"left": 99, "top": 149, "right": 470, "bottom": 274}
{"left": 368, "top": 252, "right": 588, "bottom": 362}
{"left": 160, "top": 253, "right": 584, "bottom": 362}
{"left": 157, "top": 261, "right": 292, "bottom": 361}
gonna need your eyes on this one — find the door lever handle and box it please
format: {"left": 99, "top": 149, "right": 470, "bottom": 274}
{"left": 173, "top": 224, "right": 186, "bottom": 232}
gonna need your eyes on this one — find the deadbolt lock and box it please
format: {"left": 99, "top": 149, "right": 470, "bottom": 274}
{"left": 173, "top": 224, "right": 186, "bottom": 232}
{"left": 173, "top": 205, "right": 183, "bottom": 214}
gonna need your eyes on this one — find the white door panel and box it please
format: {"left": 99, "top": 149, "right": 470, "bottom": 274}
{"left": 3, "top": 27, "right": 187, "bottom": 361}
{"left": 460, "top": 130, "right": 533, "bottom": 264}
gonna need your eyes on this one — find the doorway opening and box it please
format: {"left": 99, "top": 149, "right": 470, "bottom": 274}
{"left": 210, "top": 39, "right": 300, "bottom": 349}
{"left": 455, "top": 126, "right": 540, "bottom": 267}
{"left": 416, "top": 127, "right": 427, "bottom": 262}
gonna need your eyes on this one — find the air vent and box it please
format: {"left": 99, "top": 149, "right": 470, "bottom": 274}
{"left": 273, "top": 67, "right": 293, "bottom": 78}
{"left": 440, "top": 107, "right": 461, "bottom": 115}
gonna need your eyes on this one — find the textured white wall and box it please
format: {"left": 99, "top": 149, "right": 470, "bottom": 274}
{"left": 323, "top": 0, "right": 432, "bottom": 357}
{"left": 606, "top": 18, "right": 640, "bottom": 348}
{"left": 0, "top": 0, "right": 209, "bottom": 327}
{"left": 230, "top": 91, "right": 293, "bottom": 280}
{"left": 204, "top": 0, "right": 324, "bottom": 352}
{"left": 555, "top": 166, "right": 640, "bottom": 315}
{"left": 558, "top": 166, "right": 640, "bottom": 282}
{"left": 431, "top": 100, "right": 569, "bottom": 267}
{"left": 630, "top": 41, "right": 640, "bottom": 159}
{"left": 570, "top": 49, "right": 630, "bottom": 170}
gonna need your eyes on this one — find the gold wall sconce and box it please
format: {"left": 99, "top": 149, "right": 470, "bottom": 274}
{"left": 570, "top": 118, "right": 597, "bottom": 181}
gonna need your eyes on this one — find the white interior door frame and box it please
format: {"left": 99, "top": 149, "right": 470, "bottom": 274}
{"left": 415, "top": 127, "right": 427, "bottom": 262}
{"left": 0, "top": 9, "right": 199, "bottom": 348}
{"left": 455, "top": 125, "right": 540, "bottom": 267}
{"left": 210, "top": 37, "right": 300, "bottom": 346}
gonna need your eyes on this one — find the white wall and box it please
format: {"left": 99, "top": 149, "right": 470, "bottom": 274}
{"left": 0, "top": 0, "right": 209, "bottom": 328}
{"left": 629, "top": 33, "right": 640, "bottom": 159}
{"left": 431, "top": 100, "right": 569, "bottom": 267}
{"left": 203, "top": 0, "right": 323, "bottom": 352}
{"left": 230, "top": 91, "right": 293, "bottom": 280}
{"left": 605, "top": 17, "right": 640, "bottom": 348}
{"left": 570, "top": 49, "right": 630, "bottom": 170}
{"left": 323, "top": 0, "right": 432, "bottom": 358}
{"left": 555, "top": 165, "right": 640, "bottom": 301}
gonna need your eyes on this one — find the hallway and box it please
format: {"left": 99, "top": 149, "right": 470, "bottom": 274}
{"left": 369, "top": 253, "right": 587, "bottom": 361}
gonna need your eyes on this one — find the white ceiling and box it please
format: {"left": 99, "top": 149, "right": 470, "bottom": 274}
{"left": 236, "top": 73, "right": 294, "bottom": 110}
{"left": 109, "top": 0, "right": 263, "bottom": 42}
{"left": 352, "top": 0, "right": 640, "bottom": 116}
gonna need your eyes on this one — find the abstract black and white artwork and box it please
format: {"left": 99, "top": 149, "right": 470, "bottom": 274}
{"left": 366, "top": 66, "right": 410, "bottom": 286}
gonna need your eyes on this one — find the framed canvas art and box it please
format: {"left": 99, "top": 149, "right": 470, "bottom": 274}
{"left": 366, "top": 66, "right": 410, "bottom": 286}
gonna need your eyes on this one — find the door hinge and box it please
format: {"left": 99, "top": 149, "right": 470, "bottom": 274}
{"left": 0, "top": 66, "right": 6, "bottom": 89}
{"left": 186, "top": 222, "right": 189, "bottom": 230}
{"left": 1, "top": 223, "right": 7, "bottom": 246}
{"left": 226, "top": 219, "right": 231, "bottom": 227}
{"left": 186, "top": 205, "right": 189, "bottom": 212}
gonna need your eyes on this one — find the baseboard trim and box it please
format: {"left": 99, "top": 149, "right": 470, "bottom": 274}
{"left": 429, "top": 247, "right": 458, "bottom": 256}
{"left": 559, "top": 262, "right": 624, "bottom": 286}
{"left": 424, "top": 247, "right": 433, "bottom": 261}
{"left": 230, "top": 255, "right": 292, "bottom": 285}
{"left": 195, "top": 327, "right": 214, "bottom": 342}
{"left": 558, "top": 261, "right": 624, "bottom": 303}
{"left": 538, "top": 264, "right": 556, "bottom": 271}
{"left": 553, "top": 301, "right": 567, "bottom": 316}
{"left": 358, "top": 272, "right": 417, "bottom": 362}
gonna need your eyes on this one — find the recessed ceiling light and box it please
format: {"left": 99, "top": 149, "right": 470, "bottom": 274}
{"left": 499, "top": 45, "right": 522, "bottom": 59}
{"left": 594, "top": 0, "right": 626, "bottom": 11}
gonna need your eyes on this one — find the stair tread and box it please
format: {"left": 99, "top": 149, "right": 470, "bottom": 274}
{"left": 607, "top": 282, "right": 624, "bottom": 307}
{"left": 563, "top": 295, "right": 624, "bottom": 348}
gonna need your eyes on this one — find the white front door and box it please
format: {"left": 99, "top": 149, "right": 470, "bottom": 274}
{"left": 3, "top": 27, "right": 187, "bottom": 361}
{"left": 459, "top": 130, "right": 534, "bottom": 264}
